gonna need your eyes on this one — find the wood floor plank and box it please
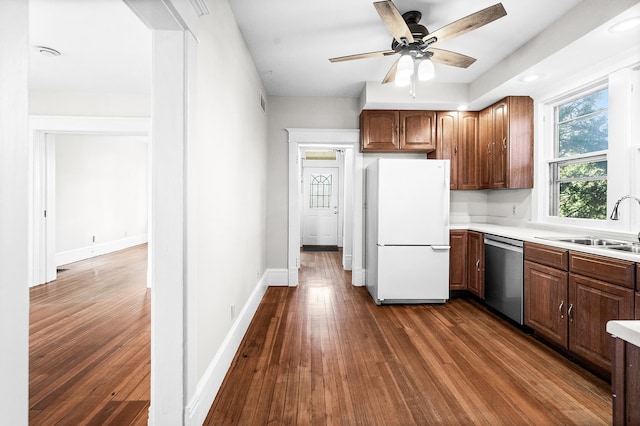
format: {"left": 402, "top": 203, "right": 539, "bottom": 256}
{"left": 29, "top": 244, "right": 150, "bottom": 425}
{"left": 205, "top": 249, "right": 611, "bottom": 425}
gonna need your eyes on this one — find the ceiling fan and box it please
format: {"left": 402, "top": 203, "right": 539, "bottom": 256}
{"left": 329, "top": 1, "right": 507, "bottom": 92}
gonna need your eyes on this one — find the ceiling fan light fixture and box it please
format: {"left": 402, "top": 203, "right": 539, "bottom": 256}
{"left": 417, "top": 58, "right": 435, "bottom": 81}
{"left": 396, "top": 54, "right": 414, "bottom": 79}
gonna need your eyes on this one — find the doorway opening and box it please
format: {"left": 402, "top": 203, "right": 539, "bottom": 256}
{"left": 287, "top": 128, "right": 364, "bottom": 287}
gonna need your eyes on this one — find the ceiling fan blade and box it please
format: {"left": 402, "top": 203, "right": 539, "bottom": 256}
{"left": 429, "top": 48, "right": 476, "bottom": 68}
{"left": 329, "top": 49, "right": 396, "bottom": 63}
{"left": 426, "top": 3, "right": 507, "bottom": 45}
{"left": 382, "top": 58, "right": 399, "bottom": 84}
{"left": 374, "top": 0, "right": 414, "bottom": 44}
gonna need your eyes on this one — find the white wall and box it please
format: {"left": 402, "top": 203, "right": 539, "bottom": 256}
{"left": 30, "top": 91, "right": 150, "bottom": 117}
{"left": 55, "top": 134, "right": 148, "bottom": 260}
{"left": 195, "top": 0, "right": 268, "bottom": 380}
{"left": 0, "top": 1, "right": 29, "bottom": 422}
{"left": 267, "top": 97, "right": 360, "bottom": 269}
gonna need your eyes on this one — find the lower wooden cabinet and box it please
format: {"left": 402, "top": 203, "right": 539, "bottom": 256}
{"left": 467, "top": 231, "right": 484, "bottom": 298}
{"left": 524, "top": 260, "right": 568, "bottom": 348}
{"left": 449, "top": 231, "right": 468, "bottom": 290}
{"left": 612, "top": 337, "right": 640, "bottom": 425}
{"left": 569, "top": 273, "right": 634, "bottom": 373}
{"left": 524, "top": 242, "right": 635, "bottom": 376}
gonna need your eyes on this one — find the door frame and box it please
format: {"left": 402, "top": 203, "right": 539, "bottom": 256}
{"left": 29, "top": 116, "right": 150, "bottom": 287}
{"left": 287, "top": 128, "right": 364, "bottom": 287}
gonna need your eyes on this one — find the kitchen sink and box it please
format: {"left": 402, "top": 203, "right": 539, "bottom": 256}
{"left": 605, "top": 245, "right": 640, "bottom": 254}
{"left": 541, "top": 236, "right": 632, "bottom": 246}
{"left": 537, "top": 236, "right": 640, "bottom": 255}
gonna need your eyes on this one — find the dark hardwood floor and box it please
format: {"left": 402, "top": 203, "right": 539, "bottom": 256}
{"left": 206, "top": 250, "right": 611, "bottom": 425}
{"left": 28, "top": 246, "right": 611, "bottom": 425}
{"left": 29, "top": 244, "right": 150, "bottom": 425}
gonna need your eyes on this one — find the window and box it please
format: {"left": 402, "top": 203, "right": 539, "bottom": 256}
{"left": 309, "top": 174, "right": 332, "bottom": 208}
{"left": 549, "top": 87, "right": 608, "bottom": 219}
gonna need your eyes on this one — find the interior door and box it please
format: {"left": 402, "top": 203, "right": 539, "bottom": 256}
{"left": 302, "top": 167, "right": 338, "bottom": 246}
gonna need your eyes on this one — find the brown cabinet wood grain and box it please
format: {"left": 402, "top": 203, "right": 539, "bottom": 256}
{"left": 524, "top": 260, "right": 568, "bottom": 348}
{"left": 467, "top": 231, "right": 484, "bottom": 298}
{"left": 613, "top": 337, "right": 640, "bottom": 425}
{"left": 569, "top": 273, "right": 634, "bottom": 373}
{"left": 524, "top": 242, "right": 636, "bottom": 376}
{"left": 360, "top": 110, "right": 398, "bottom": 151}
{"left": 430, "top": 111, "right": 479, "bottom": 190}
{"left": 399, "top": 110, "right": 436, "bottom": 151}
{"left": 449, "top": 231, "right": 468, "bottom": 290}
{"left": 478, "top": 96, "right": 533, "bottom": 189}
{"left": 360, "top": 110, "right": 436, "bottom": 152}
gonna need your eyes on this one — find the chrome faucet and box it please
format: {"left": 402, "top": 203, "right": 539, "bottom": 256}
{"left": 610, "top": 195, "right": 640, "bottom": 242}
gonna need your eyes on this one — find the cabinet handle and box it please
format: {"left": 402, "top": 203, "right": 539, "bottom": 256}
{"left": 502, "top": 137, "right": 507, "bottom": 150}
{"left": 559, "top": 301, "right": 564, "bottom": 319}
{"left": 567, "top": 303, "right": 574, "bottom": 322}
{"left": 487, "top": 143, "right": 492, "bottom": 154}
{"left": 454, "top": 146, "right": 458, "bottom": 154}
{"left": 476, "top": 259, "right": 480, "bottom": 272}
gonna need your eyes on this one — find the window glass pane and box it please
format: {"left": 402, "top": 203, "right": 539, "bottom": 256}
{"left": 559, "top": 179, "right": 607, "bottom": 219}
{"left": 558, "top": 160, "right": 607, "bottom": 180}
{"left": 558, "top": 111, "right": 608, "bottom": 157}
{"left": 558, "top": 89, "right": 608, "bottom": 122}
{"left": 309, "top": 174, "right": 332, "bottom": 208}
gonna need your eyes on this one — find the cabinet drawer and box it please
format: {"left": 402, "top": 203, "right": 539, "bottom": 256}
{"left": 569, "top": 251, "right": 635, "bottom": 289}
{"left": 524, "top": 242, "right": 568, "bottom": 270}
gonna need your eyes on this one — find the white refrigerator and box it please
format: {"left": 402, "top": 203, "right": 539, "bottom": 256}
{"left": 365, "top": 158, "right": 450, "bottom": 304}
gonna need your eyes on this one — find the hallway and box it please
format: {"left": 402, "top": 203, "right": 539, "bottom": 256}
{"left": 206, "top": 250, "right": 611, "bottom": 425}
{"left": 29, "top": 244, "right": 150, "bottom": 425}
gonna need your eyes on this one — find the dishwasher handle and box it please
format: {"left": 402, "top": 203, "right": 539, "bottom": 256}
{"left": 484, "top": 238, "right": 524, "bottom": 254}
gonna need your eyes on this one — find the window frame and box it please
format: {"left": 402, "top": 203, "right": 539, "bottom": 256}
{"left": 533, "top": 66, "right": 640, "bottom": 235}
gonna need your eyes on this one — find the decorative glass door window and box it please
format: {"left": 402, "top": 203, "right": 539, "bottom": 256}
{"left": 309, "top": 174, "right": 332, "bottom": 208}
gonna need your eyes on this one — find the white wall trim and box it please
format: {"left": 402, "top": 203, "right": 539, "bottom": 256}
{"left": 184, "top": 272, "right": 268, "bottom": 425}
{"left": 267, "top": 268, "right": 289, "bottom": 286}
{"left": 30, "top": 115, "right": 150, "bottom": 135}
{"left": 286, "top": 128, "right": 363, "bottom": 287}
{"left": 54, "top": 235, "right": 148, "bottom": 270}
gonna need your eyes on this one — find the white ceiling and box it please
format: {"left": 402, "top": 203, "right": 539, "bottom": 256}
{"left": 28, "top": 0, "right": 640, "bottom": 107}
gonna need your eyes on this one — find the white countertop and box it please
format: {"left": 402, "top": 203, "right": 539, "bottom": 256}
{"left": 450, "top": 222, "right": 640, "bottom": 263}
{"left": 607, "top": 321, "right": 640, "bottom": 347}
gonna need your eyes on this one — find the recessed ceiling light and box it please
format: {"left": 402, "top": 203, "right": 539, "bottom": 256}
{"left": 608, "top": 16, "right": 640, "bottom": 33}
{"left": 521, "top": 74, "right": 541, "bottom": 83}
{"left": 457, "top": 105, "right": 468, "bottom": 111}
{"left": 36, "top": 46, "right": 61, "bottom": 57}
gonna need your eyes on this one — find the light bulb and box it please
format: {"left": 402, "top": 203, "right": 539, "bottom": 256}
{"left": 395, "top": 71, "right": 411, "bottom": 87}
{"left": 418, "top": 58, "right": 435, "bottom": 81}
{"left": 396, "top": 54, "right": 414, "bottom": 79}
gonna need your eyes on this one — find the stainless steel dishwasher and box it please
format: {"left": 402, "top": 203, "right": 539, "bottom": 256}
{"left": 484, "top": 234, "right": 524, "bottom": 325}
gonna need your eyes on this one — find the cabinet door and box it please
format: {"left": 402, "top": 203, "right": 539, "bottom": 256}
{"left": 458, "top": 111, "right": 479, "bottom": 190}
{"left": 467, "top": 231, "right": 484, "bottom": 298}
{"left": 433, "top": 111, "right": 458, "bottom": 189}
{"left": 449, "top": 231, "right": 467, "bottom": 290}
{"left": 491, "top": 100, "right": 508, "bottom": 188}
{"left": 478, "top": 106, "right": 492, "bottom": 189}
{"left": 399, "top": 110, "right": 436, "bottom": 152}
{"left": 569, "top": 273, "right": 635, "bottom": 373}
{"left": 524, "top": 261, "right": 568, "bottom": 349}
{"left": 360, "top": 110, "right": 399, "bottom": 151}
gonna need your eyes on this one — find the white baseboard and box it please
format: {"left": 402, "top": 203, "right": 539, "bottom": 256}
{"left": 56, "top": 234, "right": 148, "bottom": 266}
{"left": 288, "top": 267, "right": 298, "bottom": 286}
{"left": 342, "top": 254, "right": 352, "bottom": 270}
{"left": 351, "top": 267, "right": 364, "bottom": 286}
{"left": 267, "top": 268, "right": 289, "bottom": 286}
{"left": 184, "top": 271, "right": 268, "bottom": 425}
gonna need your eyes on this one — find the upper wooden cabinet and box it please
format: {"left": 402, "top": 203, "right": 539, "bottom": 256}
{"left": 478, "top": 96, "right": 534, "bottom": 189}
{"left": 360, "top": 110, "right": 436, "bottom": 152}
{"left": 429, "top": 111, "right": 479, "bottom": 190}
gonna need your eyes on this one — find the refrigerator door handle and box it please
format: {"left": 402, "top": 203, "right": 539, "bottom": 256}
{"left": 430, "top": 245, "right": 450, "bottom": 251}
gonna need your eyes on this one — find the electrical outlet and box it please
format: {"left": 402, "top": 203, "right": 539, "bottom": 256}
{"left": 512, "top": 205, "right": 517, "bottom": 216}
{"left": 230, "top": 304, "right": 236, "bottom": 320}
